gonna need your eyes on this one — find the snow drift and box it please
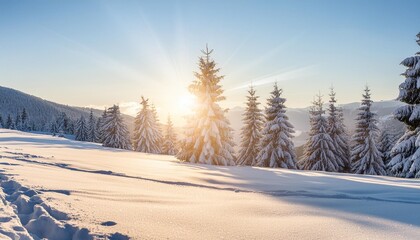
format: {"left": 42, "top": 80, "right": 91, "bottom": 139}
{"left": 0, "top": 129, "right": 419, "bottom": 239}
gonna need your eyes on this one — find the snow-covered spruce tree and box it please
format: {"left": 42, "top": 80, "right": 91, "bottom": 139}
{"left": 132, "top": 97, "right": 162, "bottom": 153}
{"left": 177, "top": 47, "right": 236, "bottom": 166}
{"left": 87, "top": 109, "right": 97, "bottom": 142}
{"left": 6, "top": 114, "right": 14, "bottom": 129}
{"left": 389, "top": 33, "right": 420, "bottom": 178}
{"left": 67, "top": 120, "right": 75, "bottom": 135}
{"left": 299, "top": 94, "right": 337, "bottom": 172}
{"left": 55, "top": 112, "right": 67, "bottom": 136}
{"left": 21, "top": 108, "right": 28, "bottom": 131}
{"left": 15, "top": 114, "right": 22, "bottom": 131}
{"left": 327, "top": 88, "right": 349, "bottom": 172}
{"left": 49, "top": 120, "right": 58, "bottom": 136}
{"left": 102, "top": 105, "right": 131, "bottom": 150}
{"left": 96, "top": 109, "right": 107, "bottom": 143}
{"left": 162, "top": 115, "right": 178, "bottom": 155}
{"left": 237, "top": 86, "right": 264, "bottom": 166}
{"left": 377, "top": 129, "right": 394, "bottom": 170}
{"left": 377, "top": 118, "right": 404, "bottom": 172}
{"left": 151, "top": 104, "right": 163, "bottom": 150}
{"left": 95, "top": 118, "right": 102, "bottom": 143}
{"left": 75, "top": 116, "right": 88, "bottom": 141}
{"left": 256, "top": 84, "right": 297, "bottom": 168}
{"left": 351, "top": 87, "right": 385, "bottom": 175}
{"left": 28, "top": 121, "right": 34, "bottom": 131}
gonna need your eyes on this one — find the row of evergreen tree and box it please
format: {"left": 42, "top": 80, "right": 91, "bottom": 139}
{"left": 50, "top": 112, "right": 77, "bottom": 136}
{"left": 174, "top": 38, "right": 420, "bottom": 178}
{"left": 71, "top": 103, "right": 178, "bottom": 156}
{"left": 132, "top": 97, "right": 178, "bottom": 155}
{"left": 0, "top": 108, "right": 33, "bottom": 131}
{"left": 0, "top": 109, "right": 88, "bottom": 134}
{"left": 4, "top": 33, "right": 419, "bottom": 179}
{"left": 0, "top": 101, "right": 179, "bottom": 156}
{"left": 300, "top": 87, "right": 403, "bottom": 175}
{"left": 236, "top": 82, "right": 402, "bottom": 175}
{"left": 66, "top": 32, "right": 420, "bottom": 179}
{"left": 0, "top": 108, "right": 88, "bottom": 135}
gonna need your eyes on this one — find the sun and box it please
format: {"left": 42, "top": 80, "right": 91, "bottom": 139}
{"left": 177, "top": 93, "right": 197, "bottom": 115}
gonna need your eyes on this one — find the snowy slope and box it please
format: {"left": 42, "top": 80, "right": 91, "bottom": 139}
{"left": 0, "top": 129, "right": 419, "bottom": 239}
{"left": 0, "top": 86, "right": 134, "bottom": 133}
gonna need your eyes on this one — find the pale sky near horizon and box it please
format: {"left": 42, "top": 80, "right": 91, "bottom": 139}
{"left": 1, "top": 0, "right": 420, "bottom": 125}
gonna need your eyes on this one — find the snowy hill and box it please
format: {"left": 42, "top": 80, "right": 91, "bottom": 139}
{"left": 0, "top": 129, "right": 419, "bottom": 239}
{"left": 228, "top": 100, "right": 405, "bottom": 147}
{"left": 0, "top": 86, "right": 134, "bottom": 133}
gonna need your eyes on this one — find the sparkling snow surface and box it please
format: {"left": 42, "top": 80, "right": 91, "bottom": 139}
{"left": 0, "top": 129, "right": 419, "bottom": 239}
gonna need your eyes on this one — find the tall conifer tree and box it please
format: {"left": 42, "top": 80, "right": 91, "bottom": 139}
{"left": 96, "top": 109, "right": 108, "bottom": 143}
{"left": 299, "top": 94, "right": 337, "bottom": 172}
{"left": 351, "top": 87, "right": 385, "bottom": 175}
{"left": 21, "top": 108, "right": 28, "bottom": 131}
{"left": 327, "top": 88, "right": 349, "bottom": 172}
{"left": 132, "top": 97, "right": 162, "bottom": 153}
{"left": 256, "top": 83, "right": 297, "bottom": 168}
{"left": 75, "top": 116, "right": 88, "bottom": 141}
{"left": 87, "top": 109, "right": 97, "bottom": 142}
{"left": 237, "top": 86, "right": 264, "bottom": 166}
{"left": 162, "top": 115, "right": 178, "bottom": 155}
{"left": 389, "top": 33, "right": 420, "bottom": 178}
{"left": 377, "top": 129, "right": 394, "bottom": 172}
{"left": 6, "top": 114, "right": 14, "bottom": 129}
{"left": 102, "top": 105, "right": 131, "bottom": 150}
{"left": 177, "top": 46, "right": 235, "bottom": 166}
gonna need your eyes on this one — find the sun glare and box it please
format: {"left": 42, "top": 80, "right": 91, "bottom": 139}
{"left": 177, "top": 93, "right": 197, "bottom": 115}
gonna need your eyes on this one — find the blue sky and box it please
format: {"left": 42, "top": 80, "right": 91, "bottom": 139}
{"left": 1, "top": 0, "right": 420, "bottom": 123}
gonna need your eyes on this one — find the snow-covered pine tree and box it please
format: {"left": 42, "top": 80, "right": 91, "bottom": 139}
{"left": 337, "top": 109, "right": 351, "bottom": 172}
{"left": 21, "top": 108, "right": 28, "bottom": 131}
{"left": 299, "top": 94, "right": 337, "bottom": 172}
{"left": 95, "top": 118, "right": 102, "bottom": 143}
{"left": 326, "top": 88, "right": 349, "bottom": 172}
{"left": 351, "top": 86, "right": 385, "bottom": 175}
{"left": 6, "top": 114, "right": 14, "bottom": 129}
{"left": 177, "top": 46, "right": 236, "bottom": 166}
{"left": 75, "top": 116, "right": 88, "bottom": 141}
{"left": 377, "top": 118, "right": 404, "bottom": 172}
{"left": 102, "top": 105, "right": 131, "bottom": 150}
{"left": 132, "top": 97, "right": 162, "bottom": 153}
{"left": 96, "top": 109, "right": 107, "bottom": 143}
{"left": 15, "top": 113, "right": 22, "bottom": 130}
{"left": 151, "top": 104, "right": 163, "bottom": 151}
{"left": 133, "top": 96, "right": 162, "bottom": 153}
{"left": 238, "top": 86, "right": 264, "bottom": 166}
{"left": 49, "top": 119, "right": 58, "bottom": 136}
{"left": 377, "top": 129, "right": 394, "bottom": 170}
{"left": 162, "top": 115, "right": 178, "bottom": 155}
{"left": 30, "top": 122, "right": 36, "bottom": 131}
{"left": 67, "top": 120, "right": 75, "bottom": 135}
{"left": 389, "top": 33, "right": 420, "bottom": 178}
{"left": 87, "top": 109, "right": 97, "bottom": 142}
{"left": 55, "top": 112, "right": 67, "bottom": 136}
{"left": 256, "top": 84, "right": 297, "bottom": 168}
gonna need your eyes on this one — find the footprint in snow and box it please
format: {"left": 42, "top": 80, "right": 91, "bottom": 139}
{"left": 0, "top": 217, "right": 12, "bottom": 222}
{"left": 101, "top": 221, "right": 117, "bottom": 226}
{"left": 13, "top": 226, "right": 25, "bottom": 232}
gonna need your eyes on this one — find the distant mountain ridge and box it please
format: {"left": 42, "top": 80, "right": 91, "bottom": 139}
{"left": 0, "top": 86, "right": 134, "bottom": 132}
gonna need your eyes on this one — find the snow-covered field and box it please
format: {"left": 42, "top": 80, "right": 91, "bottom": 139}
{"left": 0, "top": 129, "right": 419, "bottom": 239}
